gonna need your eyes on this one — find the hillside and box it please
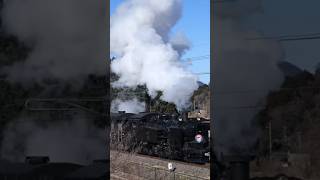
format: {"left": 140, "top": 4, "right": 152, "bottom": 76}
{"left": 256, "top": 68, "right": 320, "bottom": 177}
{"left": 189, "top": 82, "right": 210, "bottom": 119}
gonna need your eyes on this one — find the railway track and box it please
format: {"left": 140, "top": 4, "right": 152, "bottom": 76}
{"left": 131, "top": 151, "right": 210, "bottom": 169}
{"left": 111, "top": 150, "right": 210, "bottom": 179}
{"left": 110, "top": 148, "right": 209, "bottom": 168}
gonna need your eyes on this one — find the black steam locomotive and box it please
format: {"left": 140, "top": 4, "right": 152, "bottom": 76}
{"left": 110, "top": 111, "right": 210, "bottom": 164}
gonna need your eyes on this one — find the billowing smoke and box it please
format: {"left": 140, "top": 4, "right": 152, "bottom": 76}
{"left": 110, "top": 0, "right": 198, "bottom": 110}
{"left": 169, "top": 31, "right": 191, "bottom": 56}
{"left": 0, "top": 0, "right": 107, "bottom": 164}
{"left": 1, "top": 0, "right": 107, "bottom": 84}
{"left": 0, "top": 114, "right": 106, "bottom": 165}
{"left": 213, "top": 0, "right": 284, "bottom": 155}
{"left": 111, "top": 98, "right": 145, "bottom": 113}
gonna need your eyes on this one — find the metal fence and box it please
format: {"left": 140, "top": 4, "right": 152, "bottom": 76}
{"left": 115, "top": 161, "right": 210, "bottom": 180}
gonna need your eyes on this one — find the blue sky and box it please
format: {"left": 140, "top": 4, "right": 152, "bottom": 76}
{"left": 110, "top": 0, "right": 210, "bottom": 84}
{"left": 247, "top": 0, "right": 320, "bottom": 73}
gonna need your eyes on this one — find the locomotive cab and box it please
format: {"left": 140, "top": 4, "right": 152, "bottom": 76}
{"left": 182, "top": 120, "right": 210, "bottom": 164}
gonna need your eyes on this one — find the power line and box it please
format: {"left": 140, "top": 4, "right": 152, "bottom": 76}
{"left": 278, "top": 36, "right": 320, "bottom": 42}
{"left": 247, "top": 32, "right": 320, "bottom": 42}
{"left": 213, "top": 98, "right": 316, "bottom": 110}
{"left": 181, "top": 54, "right": 210, "bottom": 62}
{"left": 115, "top": 84, "right": 320, "bottom": 94}
{"left": 194, "top": 72, "right": 211, "bottom": 75}
{"left": 214, "top": 86, "right": 320, "bottom": 95}
{"left": 191, "top": 42, "right": 210, "bottom": 47}
{"left": 248, "top": 32, "right": 320, "bottom": 40}
{"left": 213, "top": 0, "right": 235, "bottom": 3}
{"left": 113, "top": 85, "right": 320, "bottom": 96}
{"left": 213, "top": 105, "right": 265, "bottom": 110}
{"left": 212, "top": 86, "right": 320, "bottom": 109}
{"left": 214, "top": 86, "right": 320, "bottom": 109}
{"left": 189, "top": 0, "right": 231, "bottom": 4}
{"left": 111, "top": 54, "right": 210, "bottom": 62}
{"left": 182, "top": 55, "right": 210, "bottom": 60}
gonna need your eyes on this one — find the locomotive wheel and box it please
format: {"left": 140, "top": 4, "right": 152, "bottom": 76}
{"left": 159, "top": 146, "right": 171, "bottom": 159}
{"left": 140, "top": 146, "right": 148, "bottom": 155}
{"left": 147, "top": 148, "right": 153, "bottom": 156}
{"left": 136, "top": 143, "right": 152, "bottom": 156}
{"left": 159, "top": 150, "right": 168, "bottom": 159}
{"left": 145, "top": 144, "right": 154, "bottom": 156}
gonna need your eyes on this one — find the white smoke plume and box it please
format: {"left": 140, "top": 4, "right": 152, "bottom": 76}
{"left": 1, "top": 0, "right": 107, "bottom": 83}
{"left": 110, "top": 0, "right": 198, "bottom": 110}
{"left": 111, "top": 98, "right": 145, "bottom": 114}
{"left": 213, "top": 1, "right": 284, "bottom": 155}
{"left": 0, "top": 115, "right": 106, "bottom": 165}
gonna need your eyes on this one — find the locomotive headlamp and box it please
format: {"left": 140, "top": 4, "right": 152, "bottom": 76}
{"left": 195, "top": 134, "right": 203, "bottom": 143}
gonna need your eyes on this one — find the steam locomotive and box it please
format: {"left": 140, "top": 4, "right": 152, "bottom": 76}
{"left": 110, "top": 111, "right": 210, "bottom": 164}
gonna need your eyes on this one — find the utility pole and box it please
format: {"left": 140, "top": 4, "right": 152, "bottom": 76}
{"left": 269, "top": 120, "right": 272, "bottom": 158}
{"left": 283, "top": 125, "right": 288, "bottom": 154}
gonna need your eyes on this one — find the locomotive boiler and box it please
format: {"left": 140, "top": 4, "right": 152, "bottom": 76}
{"left": 110, "top": 111, "right": 210, "bottom": 164}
